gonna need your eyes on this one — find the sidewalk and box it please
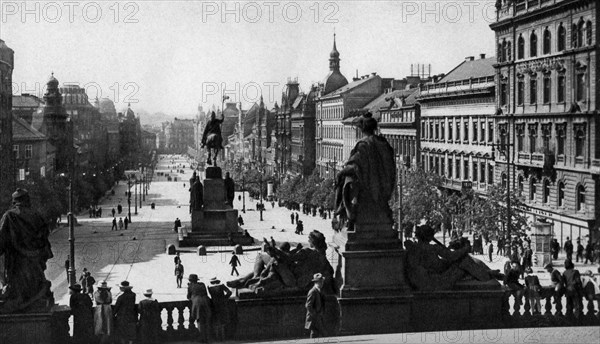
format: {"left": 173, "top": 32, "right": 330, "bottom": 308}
{"left": 168, "top": 326, "right": 600, "bottom": 344}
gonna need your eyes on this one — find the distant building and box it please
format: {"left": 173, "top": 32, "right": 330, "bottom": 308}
{"left": 0, "top": 39, "right": 14, "bottom": 207}
{"left": 13, "top": 117, "right": 52, "bottom": 181}
{"left": 290, "top": 86, "right": 318, "bottom": 177}
{"left": 31, "top": 74, "right": 72, "bottom": 174}
{"left": 12, "top": 94, "right": 42, "bottom": 124}
{"left": 95, "top": 98, "right": 120, "bottom": 162}
{"left": 165, "top": 117, "right": 194, "bottom": 154}
{"left": 119, "top": 104, "right": 142, "bottom": 169}
{"left": 491, "top": 0, "right": 599, "bottom": 243}
{"left": 60, "top": 84, "right": 104, "bottom": 168}
{"left": 418, "top": 55, "right": 496, "bottom": 194}
{"left": 372, "top": 86, "right": 422, "bottom": 170}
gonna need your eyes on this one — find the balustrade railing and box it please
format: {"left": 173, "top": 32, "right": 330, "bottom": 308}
{"left": 502, "top": 286, "right": 600, "bottom": 327}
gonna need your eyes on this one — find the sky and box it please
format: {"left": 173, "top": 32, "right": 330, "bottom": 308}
{"left": 1, "top": 0, "right": 497, "bottom": 117}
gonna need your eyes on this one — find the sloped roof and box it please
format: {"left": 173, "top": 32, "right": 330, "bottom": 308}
{"left": 321, "top": 75, "right": 379, "bottom": 99}
{"left": 362, "top": 88, "right": 419, "bottom": 120}
{"left": 13, "top": 116, "right": 46, "bottom": 141}
{"left": 13, "top": 94, "right": 42, "bottom": 108}
{"left": 438, "top": 57, "right": 496, "bottom": 83}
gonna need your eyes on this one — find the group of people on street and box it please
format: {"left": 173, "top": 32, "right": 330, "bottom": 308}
{"left": 551, "top": 237, "right": 600, "bottom": 264}
{"left": 89, "top": 205, "right": 103, "bottom": 218}
{"left": 111, "top": 217, "right": 129, "bottom": 231}
{"left": 69, "top": 280, "right": 162, "bottom": 344}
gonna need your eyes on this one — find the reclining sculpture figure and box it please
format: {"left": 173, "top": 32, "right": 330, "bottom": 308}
{"left": 405, "top": 224, "right": 503, "bottom": 291}
{"left": 227, "top": 230, "right": 336, "bottom": 295}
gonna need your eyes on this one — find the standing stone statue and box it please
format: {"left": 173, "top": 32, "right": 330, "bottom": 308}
{"left": 190, "top": 176, "right": 204, "bottom": 212}
{"left": 0, "top": 189, "right": 54, "bottom": 313}
{"left": 224, "top": 172, "right": 235, "bottom": 207}
{"left": 334, "top": 112, "right": 396, "bottom": 230}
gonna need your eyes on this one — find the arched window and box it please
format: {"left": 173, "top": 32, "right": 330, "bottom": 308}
{"left": 587, "top": 21, "right": 593, "bottom": 46}
{"left": 575, "top": 126, "right": 585, "bottom": 157}
{"left": 572, "top": 23, "right": 578, "bottom": 48}
{"left": 507, "top": 41, "right": 512, "bottom": 61}
{"left": 576, "top": 185, "right": 585, "bottom": 211}
{"left": 558, "top": 182, "right": 565, "bottom": 207}
{"left": 530, "top": 177, "right": 537, "bottom": 201}
{"left": 543, "top": 179, "right": 550, "bottom": 203}
{"left": 517, "top": 34, "right": 525, "bottom": 59}
{"left": 557, "top": 23, "right": 566, "bottom": 51}
{"left": 543, "top": 28, "right": 551, "bottom": 54}
{"left": 530, "top": 31, "right": 538, "bottom": 57}
{"left": 577, "top": 19, "right": 585, "bottom": 48}
{"left": 501, "top": 40, "right": 507, "bottom": 62}
{"left": 518, "top": 175, "right": 524, "bottom": 196}
{"left": 498, "top": 43, "right": 504, "bottom": 63}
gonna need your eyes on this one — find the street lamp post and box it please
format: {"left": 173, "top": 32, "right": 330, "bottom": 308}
{"left": 127, "top": 176, "right": 132, "bottom": 223}
{"left": 134, "top": 178, "right": 138, "bottom": 215}
{"left": 242, "top": 176, "right": 246, "bottom": 213}
{"left": 67, "top": 175, "right": 76, "bottom": 286}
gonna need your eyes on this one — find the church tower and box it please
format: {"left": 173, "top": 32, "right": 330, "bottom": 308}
{"left": 322, "top": 34, "right": 348, "bottom": 95}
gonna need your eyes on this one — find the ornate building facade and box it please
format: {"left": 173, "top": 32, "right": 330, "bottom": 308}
{"left": 0, "top": 39, "right": 14, "bottom": 208}
{"left": 419, "top": 56, "right": 497, "bottom": 194}
{"left": 491, "top": 0, "right": 599, "bottom": 243}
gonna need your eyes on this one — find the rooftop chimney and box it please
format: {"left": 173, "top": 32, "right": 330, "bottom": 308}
{"left": 479, "top": 53, "right": 486, "bottom": 59}
{"left": 465, "top": 56, "right": 475, "bottom": 61}
{"left": 371, "top": 72, "right": 377, "bottom": 76}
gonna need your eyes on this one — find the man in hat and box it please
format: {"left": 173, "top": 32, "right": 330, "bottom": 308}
{"left": 79, "top": 268, "right": 89, "bottom": 293}
{"left": 208, "top": 277, "right": 232, "bottom": 341}
{"left": 69, "top": 283, "right": 94, "bottom": 343}
{"left": 305, "top": 273, "right": 327, "bottom": 338}
{"left": 187, "top": 274, "right": 212, "bottom": 343}
{"left": 138, "top": 288, "right": 161, "bottom": 344}
{"left": 0, "top": 188, "right": 54, "bottom": 313}
{"left": 114, "top": 281, "right": 137, "bottom": 344}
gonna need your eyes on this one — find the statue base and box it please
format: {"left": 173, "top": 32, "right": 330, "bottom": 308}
{"left": 332, "top": 223, "right": 409, "bottom": 298}
{"left": 332, "top": 222, "right": 411, "bottom": 335}
{"left": 0, "top": 305, "right": 70, "bottom": 344}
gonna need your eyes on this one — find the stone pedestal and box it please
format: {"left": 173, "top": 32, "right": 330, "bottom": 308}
{"left": 333, "top": 222, "right": 411, "bottom": 334}
{"left": 180, "top": 167, "right": 252, "bottom": 247}
{"left": 0, "top": 305, "right": 70, "bottom": 344}
{"left": 333, "top": 223, "right": 409, "bottom": 298}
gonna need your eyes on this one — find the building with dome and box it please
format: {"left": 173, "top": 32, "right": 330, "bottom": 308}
{"left": 31, "top": 73, "right": 72, "bottom": 174}
{"left": 0, "top": 39, "right": 14, "bottom": 207}
{"left": 119, "top": 103, "right": 143, "bottom": 170}
{"left": 314, "top": 35, "right": 385, "bottom": 176}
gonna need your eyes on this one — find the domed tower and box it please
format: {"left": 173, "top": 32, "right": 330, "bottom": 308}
{"left": 0, "top": 39, "right": 15, "bottom": 205}
{"left": 322, "top": 33, "right": 348, "bottom": 95}
{"left": 35, "top": 73, "right": 71, "bottom": 172}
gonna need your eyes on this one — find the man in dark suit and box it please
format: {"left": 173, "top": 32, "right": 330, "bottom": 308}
{"left": 305, "top": 273, "right": 326, "bottom": 338}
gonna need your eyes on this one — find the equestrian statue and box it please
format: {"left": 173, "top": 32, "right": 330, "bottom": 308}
{"left": 201, "top": 111, "right": 224, "bottom": 166}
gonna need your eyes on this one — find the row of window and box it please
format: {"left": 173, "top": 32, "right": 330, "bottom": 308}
{"left": 499, "top": 19, "right": 593, "bottom": 63}
{"left": 500, "top": 69, "right": 588, "bottom": 106}
{"left": 422, "top": 118, "right": 494, "bottom": 145}
{"left": 320, "top": 125, "right": 342, "bottom": 140}
{"left": 499, "top": 122, "right": 586, "bottom": 157}
{"left": 424, "top": 153, "right": 494, "bottom": 185}
{"left": 386, "top": 135, "right": 416, "bottom": 157}
{"left": 509, "top": 175, "right": 587, "bottom": 211}
{"left": 380, "top": 110, "right": 416, "bottom": 123}
{"left": 318, "top": 106, "right": 343, "bottom": 120}
{"left": 319, "top": 145, "right": 341, "bottom": 162}
{"left": 13, "top": 144, "right": 32, "bottom": 159}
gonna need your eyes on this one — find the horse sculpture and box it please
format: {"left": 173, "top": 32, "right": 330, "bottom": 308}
{"left": 201, "top": 111, "right": 224, "bottom": 166}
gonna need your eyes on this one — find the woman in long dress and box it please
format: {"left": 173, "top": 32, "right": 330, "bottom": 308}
{"left": 93, "top": 281, "right": 114, "bottom": 344}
